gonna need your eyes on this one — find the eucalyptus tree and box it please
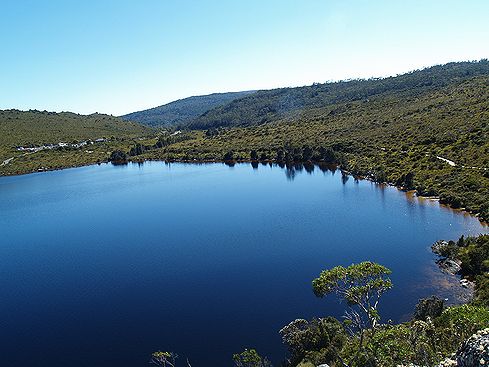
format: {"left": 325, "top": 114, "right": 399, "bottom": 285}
{"left": 312, "top": 262, "right": 392, "bottom": 342}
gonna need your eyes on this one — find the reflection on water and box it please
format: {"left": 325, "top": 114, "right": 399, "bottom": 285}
{"left": 0, "top": 161, "right": 487, "bottom": 367}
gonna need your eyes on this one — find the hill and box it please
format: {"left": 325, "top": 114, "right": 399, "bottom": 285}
{"left": 2, "top": 61, "right": 488, "bottom": 222}
{"left": 133, "top": 62, "right": 489, "bottom": 221}
{"left": 0, "top": 109, "right": 153, "bottom": 175}
{"left": 0, "top": 109, "right": 151, "bottom": 147}
{"left": 121, "top": 91, "right": 255, "bottom": 127}
{"left": 188, "top": 60, "right": 489, "bottom": 129}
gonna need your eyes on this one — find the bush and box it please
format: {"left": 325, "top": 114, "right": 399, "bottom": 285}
{"left": 279, "top": 317, "right": 346, "bottom": 366}
{"left": 414, "top": 296, "right": 445, "bottom": 321}
{"left": 434, "top": 304, "right": 489, "bottom": 356}
{"left": 109, "top": 150, "right": 127, "bottom": 163}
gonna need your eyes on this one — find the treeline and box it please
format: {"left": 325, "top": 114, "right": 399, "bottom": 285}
{"left": 222, "top": 145, "right": 345, "bottom": 165}
{"left": 127, "top": 133, "right": 193, "bottom": 157}
{"left": 121, "top": 91, "right": 255, "bottom": 127}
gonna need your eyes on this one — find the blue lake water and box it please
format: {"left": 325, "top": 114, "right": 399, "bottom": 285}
{"left": 0, "top": 162, "right": 487, "bottom": 367}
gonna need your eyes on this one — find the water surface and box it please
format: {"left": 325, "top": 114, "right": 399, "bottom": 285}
{"left": 0, "top": 162, "right": 486, "bottom": 367}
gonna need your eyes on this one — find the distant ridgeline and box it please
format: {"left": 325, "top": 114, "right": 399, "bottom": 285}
{"left": 186, "top": 60, "right": 489, "bottom": 129}
{"left": 123, "top": 60, "right": 489, "bottom": 222}
{"left": 122, "top": 60, "right": 489, "bottom": 130}
{"left": 2, "top": 61, "right": 489, "bottom": 222}
{"left": 120, "top": 91, "right": 255, "bottom": 127}
{"left": 0, "top": 109, "right": 150, "bottom": 147}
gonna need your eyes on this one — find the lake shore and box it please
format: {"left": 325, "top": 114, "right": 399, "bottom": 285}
{"left": 2, "top": 156, "right": 487, "bottom": 227}
{"left": 2, "top": 160, "right": 487, "bottom": 367}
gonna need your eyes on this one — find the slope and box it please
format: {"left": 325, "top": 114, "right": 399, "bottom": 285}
{"left": 121, "top": 91, "right": 255, "bottom": 127}
{"left": 188, "top": 60, "right": 489, "bottom": 129}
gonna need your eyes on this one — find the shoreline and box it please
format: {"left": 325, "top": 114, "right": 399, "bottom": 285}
{"left": 1, "top": 157, "right": 488, "bottom": 226}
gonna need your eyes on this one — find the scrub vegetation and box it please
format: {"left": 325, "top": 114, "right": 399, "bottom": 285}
{"left": 154, "top": 241, "right": 489, "bottom": 366}
{"left": 1, "top": 60, "right": 488, "bottom": 366}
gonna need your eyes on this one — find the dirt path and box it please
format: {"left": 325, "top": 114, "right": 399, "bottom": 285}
{"left": 437, "top": 156, "right": 456, "bottom": 167}
{"left": 436, "top": 155, "right": 488, "bottom": 171}
{"left": 0, "top": 157, "right": 14, "bottom": 166}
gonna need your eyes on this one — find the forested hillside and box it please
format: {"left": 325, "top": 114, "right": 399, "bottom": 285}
{"left": 2, "top": 61, "right": 489, "bottom": 222}
{"left": 134, "top": 67, "right": 489, "bottom": 221}
{"left": 121, "top": 91, "right": 254, "bottom": 127}
{"left": 188, "top": 60, "right": 489, "bottom": 129}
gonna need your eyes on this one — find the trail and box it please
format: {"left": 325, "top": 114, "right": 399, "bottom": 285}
{"left": 436, "top": 156, "right": 488, "bottom": 171}
{"left": 436, "top": 156, "right": 456, "bottom": 167}
{"left": 1, "top": 157, "right": 14, "bottom": 166}
{"left": 1, "top": 152, "right": 36, "bottom": 168}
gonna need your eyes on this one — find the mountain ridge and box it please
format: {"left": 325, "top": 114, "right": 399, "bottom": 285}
{"left": 121, "top": 90, "right": 255, "bottom": 127}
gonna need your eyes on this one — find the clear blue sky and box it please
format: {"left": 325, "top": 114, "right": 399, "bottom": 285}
{"left": 1, "top": 0, "right": 488, "bottom": 116}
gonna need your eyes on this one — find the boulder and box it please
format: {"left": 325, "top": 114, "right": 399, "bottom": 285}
{"left": 437, "top": 258, "right": 462, "bottom": 274}
{"left": 456, "top": 328, "right": 489, "bottom": 367}
{"left": 432, "top": 240, "right": 450, "bottom": 256}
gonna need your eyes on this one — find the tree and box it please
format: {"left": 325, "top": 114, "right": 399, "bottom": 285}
{"left": 109, "top": 150, "right": 127, "bottom": 163}
{"left": 151, "top": 351, "right": 193, "bottom": 367}
{"left": 250, "top": 150, "right": 259, "bottom": 161}
{"left": 279, "top": 317, "right": 346, "bottom": 366}
{"left": 302, "top": 145, "right": 313, "bottom": 161}
{"left": 223, "top": 150, "right": 234, "bottom": 161}
{"left": 413, "top": 296, "right": 444, "bottom": 321}
{"left": 312, "top": 262, "right": 392, "bottom": 336}
{"left": 276, "top": 149, "right": 285, "bottom": 162}
{"left": 232, "top": 349, "right": 271, "bottom": 367}
{"left": 151, "top": 351, "right": 177, "bottom": 367}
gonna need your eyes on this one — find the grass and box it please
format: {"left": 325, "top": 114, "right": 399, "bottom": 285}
{"left": 0, "top": 109, "right": 154, "bottom": 175}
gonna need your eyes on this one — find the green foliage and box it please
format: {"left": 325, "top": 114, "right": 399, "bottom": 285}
{"left": 433, "top": 240, "right": 460, "bottom": 259}
{"left": 336, "top": 304, "right": 489, "bottom": 367}
{"left": 122, "top": 91, "right": 255, "bottom": 127}
{"left": 434, "top": 235, "right": 489, "bottom": 305}
{"left": 109, "top": 150, "right": 128, "bottom": 163}
{"left": 413, "top": 296, "right": 445, "bottom": 321}
{"left": 223, "top": 150, "right": 234, "bottom": 161}
{"left": 433, "top": 304, "right": 489, "bottom": 358}
{"left": 233, "top": 349, "right": 271, "bottom": 367}
{"left": 0, "top": 109, "right": 153, "bottom": 175}
{"left": 279, "top": 317, "right": 347, "bottom": 366}
{"left": 151, "top": 351, "right": 177, "bottom": 367}
{"left": 363, "top": 321, "right": 439, "bottom": 367}
{"left": 0, "top": 109, "right": 150, "bottom": 148}
{"left": 189, "top": 60, "right": 489, "bottom": 129}
{"left": 458, "top": 235, "right": 489, "bottom": 279}
{"left": 312, "top": 262, "right": 392, "bottom": 330}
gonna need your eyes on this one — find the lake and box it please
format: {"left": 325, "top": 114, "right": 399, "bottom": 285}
{"left": 0, "top": 162, "right": 487, "bottom": 367}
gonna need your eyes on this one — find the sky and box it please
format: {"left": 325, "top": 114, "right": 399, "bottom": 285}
{"left": 1, "top": 0, "right": 488, "bottom": 116}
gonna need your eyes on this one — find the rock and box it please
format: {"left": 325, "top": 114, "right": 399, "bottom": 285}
{"left": 437, "top": 258, "right": 462, "bottom": 274}
{"left": 432, "top": 240, "right": 450, "bottom": 255}
{"left": 437, "top": 358, "right": 458, "bottom": 367}
{"left": 456, "top": 328, "right": 489, "bottom": 367}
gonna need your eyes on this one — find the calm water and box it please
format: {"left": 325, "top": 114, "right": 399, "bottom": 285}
{"left": 0, "top": 162, "right": 487, "bottom": 367}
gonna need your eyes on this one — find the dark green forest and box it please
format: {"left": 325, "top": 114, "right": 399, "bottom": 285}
{"left": 187, "top": 60, "right": 489, "bottom": 129}
{"left": 121, "top": 90, "right": 255, "bottom": 127}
